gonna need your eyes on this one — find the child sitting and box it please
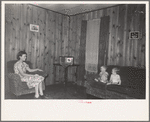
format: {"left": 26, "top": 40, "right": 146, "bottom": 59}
{"left": 107, "top": 67, "right": 121, "bottom": 85}
{"left": 94, "top": 66, "right": 109, "bottom": 83}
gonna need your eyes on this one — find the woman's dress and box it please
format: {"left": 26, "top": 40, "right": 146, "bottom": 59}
{"left": 14, "top": 61, "right": 44, "bottom": 88}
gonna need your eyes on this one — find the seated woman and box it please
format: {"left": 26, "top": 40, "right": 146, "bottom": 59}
{"left": 14, "top": 51, "right": 47, "bottom": 99}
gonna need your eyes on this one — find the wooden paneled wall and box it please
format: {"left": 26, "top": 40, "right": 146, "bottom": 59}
{"left": 5, "top": 4, "right": 69, "bottom": 86}
{"left": 5, "top": 4, "right": 146, "bottom": 90}
{"left": 69, "top": 4, "right": 146, "bottom": 68}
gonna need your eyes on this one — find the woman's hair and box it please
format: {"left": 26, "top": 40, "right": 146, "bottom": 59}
{"left": 112, "top": 67, "right": 120, "bottom": 74}
{"left": 17, "top": 51, "right": 27, "bottom": 60}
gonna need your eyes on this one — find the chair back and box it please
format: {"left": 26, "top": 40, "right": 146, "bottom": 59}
{"left": 7, "top": 60, "right": 32, "bottom": 73}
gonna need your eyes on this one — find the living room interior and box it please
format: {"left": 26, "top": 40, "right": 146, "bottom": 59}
{"left": 5, "top": 3, "right": 146, "bottom": 99}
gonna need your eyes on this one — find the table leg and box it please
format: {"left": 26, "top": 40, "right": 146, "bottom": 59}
{"left": 74, "top": 66, "right": 78, "bottom": 94}
{"left": 76, "top": 66, "right": 78, "bottom": 83}
{"left": 54, "top": 65, "right": 56, "bottom": 83}
{"left": 64, "top": 67, "right": 68, "bottom": 91}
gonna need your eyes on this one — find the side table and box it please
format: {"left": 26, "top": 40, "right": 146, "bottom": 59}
{"left": 53, "top": 63, "right": 79, "bottom": 91}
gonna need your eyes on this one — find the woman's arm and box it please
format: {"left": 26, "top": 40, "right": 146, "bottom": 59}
{"left": 17, "top": 63, "right": 36, "bottom": 77}
{"left": 26, "top": 66, "right": 43, "bottom": 72}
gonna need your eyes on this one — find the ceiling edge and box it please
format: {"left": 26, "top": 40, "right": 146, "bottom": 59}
{"left": 70, "top": 4, "right": 123, "bottom": 16}
{"left": 29, "top": 4, "right": 124, "bottom": 17}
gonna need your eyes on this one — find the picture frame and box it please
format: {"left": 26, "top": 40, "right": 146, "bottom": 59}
{"left": 59, "top": 56, "right": 74, "bottom": 66}
{"left": 129, "top": 31, "right": 140, "bottom": 39}
{"left": 30, "top": 24, "right": 39, "bottom": 32}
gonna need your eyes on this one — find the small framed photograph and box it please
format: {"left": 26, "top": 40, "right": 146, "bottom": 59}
{"left": 129, "top": 31, "right": 140, "bottom": 39}
{"left": 30, "top": 24, "right": 39, "bottom": 32}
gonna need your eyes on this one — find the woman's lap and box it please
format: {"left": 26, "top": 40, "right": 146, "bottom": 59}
{"left": 21, "top": 75, "right": 44, "bottom": 88}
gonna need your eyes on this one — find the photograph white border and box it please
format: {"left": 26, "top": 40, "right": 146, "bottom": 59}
{"left": 1, "top": 1, "right": 149, "bottom": 121}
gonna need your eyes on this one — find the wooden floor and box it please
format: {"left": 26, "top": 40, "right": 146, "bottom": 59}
{"left": 5, "top": 83, "right": 100, "bottom": 99}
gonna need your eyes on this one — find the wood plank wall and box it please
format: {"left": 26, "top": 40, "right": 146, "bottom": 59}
{"left": 69, "top": 4, "right": 146, "bottom": 68}
{"left": 5, "top": 4, "right": 69, "bottom": 87}
{"left": 5, "top": 4, "right": 146, "bottom": 90}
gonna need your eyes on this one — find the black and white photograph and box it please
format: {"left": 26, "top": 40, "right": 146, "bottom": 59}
{"left": 1, "top": 1, "right": 149, "bottom": 121}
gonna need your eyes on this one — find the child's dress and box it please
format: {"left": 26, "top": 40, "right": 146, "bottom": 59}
{"left": 99, "top": 72, "right": 108, "bottom": 83}
{"left": 14, "top": 61, "right": 44, "bottom": 89}
{"left": 110, "top": 74, "right": 121, "bottom": 85}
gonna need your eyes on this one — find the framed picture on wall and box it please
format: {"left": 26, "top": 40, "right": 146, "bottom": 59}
{"left": 129, "top": 31, "right": 140, "bottom": 39}
{"left": 30, "top": 24, "right": 39, "bottom": 32}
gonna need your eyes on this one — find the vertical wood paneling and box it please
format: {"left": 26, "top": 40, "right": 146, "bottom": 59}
{"left": 5, "top": 4, "right": 13, "bottom": 92}
{"left": 116, "top": 5, "right": 125, "bottom": 65}
{"left": 72, "top": 16, "right": 77, "bottom": 81}
{"left": 107, "top": 7, "right": 113, "bottom": 65}
{"left": 125, "top": 5, "right": 130, "bottom": 66}
{"left": 55, "top": 13, "right": 59, "bottom": 82}
{"left": 132, "top": 5, "right": 140, "bottom": 67}
{"left": 68, "top": 16, "right": 72, "bottom": 81}
{"left": 122, "top": 5, "right": 128, "bottom": 66}
{"left": 6, "top": 4, "right": 70, "bottom": 86}
{"left": 129, "top": 5, "right": 136, "bottom": 66}
{"left": 125, "top": 4, "right": 135, "bottom": 66}
{"left": 5, "top": 4, "right": 11, "bottom": 62}
{"left": 65, "top": 17, "right": 69, "bottom": 56}
{"left": 37, "top": 8, "right": 42, "bottom": 69}
{"left": 110, "top": 7, "right": 118, "bottom": 65}
{"left": 38, "top": 8, "right": 46, "bottom": 70}
{"left": 45, "top": 10, "right": 50, "bottom": 84}
{"left": 5, "top": 4, "right": 146, "bottom": 90}
{"left": 21, "top": 4, "right": 27, "bottom": 52}
{"left": 69, "top": 4, "right": 145, "bottom": 70}
{"left": 58, "top": 14, "right": 63, "bottom": 82}
{"left": 48, "top": 11, "right": 56, "bottom": 85}
{"left": 11, "top": 4, "right": 16, "bottom": 60}
{"left": 14, "top": 4, "right": 20, "bottom": 58}
{"left": 139, "top": 5, "right": 146, "bottom": 67}
{"left": 114, "top": 6, "right": 120, "bottom": 65}
{"left": 26, "top": 5, "right": 32, "bottom": 62}
{"left": 19, "top": 4, "right": 23, "bottom": 53}
{"left": 9, "top": 4, "right": 15, "bottom": 60}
